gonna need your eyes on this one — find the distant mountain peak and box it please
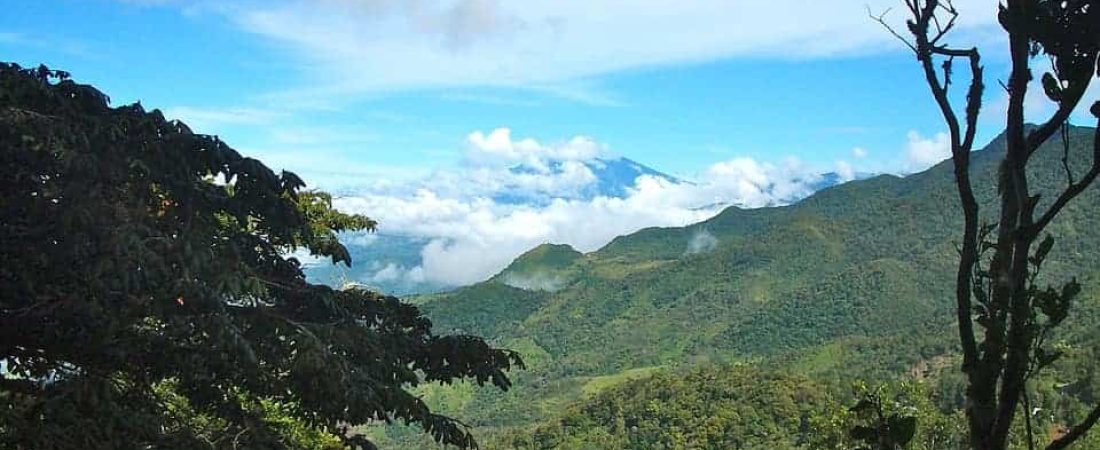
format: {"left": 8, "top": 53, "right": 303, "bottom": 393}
{"left": 494, "top": 157, "right": 679, "bottom": 205}
{"left": 495, "top": 243, "right": 583, "bottom": 292}
{"left": 501, "top": 243, "right": 583, "bottom": 275}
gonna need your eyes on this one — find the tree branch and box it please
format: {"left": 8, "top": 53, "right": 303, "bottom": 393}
{"left": 1046, "top": 402, "right": 1100, "bottom": 450}
{"left": 1061, "top": 125, "right": 1075, "bottom": 185}
{"left": 928, "top": 0, "right": 959, "bottom": 46}
{"left": 1027, "top": 78, "right": 1092, "bottom": 158}
{"left": 895, "top": 2, "right": 989, "bottom": 445}
{"left": 1030, "top": 123, "right": 1100, "bottom": 236}
{"left": 905, "top": 0, "right": 984, "bottom": 369}
{"left": 868, "top": 7, "right": 917, "bottom": 53}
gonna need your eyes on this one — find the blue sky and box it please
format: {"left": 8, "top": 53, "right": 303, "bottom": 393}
{"left": 4, "top": 0, "right": 1098, "bottom": 287}
{"left": 3, "top": 0, "right": 1024, "bottom": 179}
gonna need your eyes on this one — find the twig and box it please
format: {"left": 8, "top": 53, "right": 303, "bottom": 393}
{"left": 868, "top": 6, "right": 918, "bottom": 52}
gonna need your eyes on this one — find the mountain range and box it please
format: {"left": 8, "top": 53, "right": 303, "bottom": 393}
{"left": 304, "top": 156, "right": 854, "bottom": 295}
{"left": 365, "top": 126, "right": 1100, "bottom": 448}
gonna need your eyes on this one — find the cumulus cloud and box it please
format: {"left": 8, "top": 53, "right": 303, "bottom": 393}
{"left": 904, "top": 130, "right": 951, "bottom": 172}
{"left": 465, "top": 127, "right": 603, "bottom": 168}
{"left": 368, "top": 262, "right": 425, "bottom": 284}
{"left": 331, "top": 128, "right": 852, "bottom": 286}
{"left": 852, "top": 147, "right": 869, "bottom": 159}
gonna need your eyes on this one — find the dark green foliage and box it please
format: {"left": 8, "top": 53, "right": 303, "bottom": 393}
{"left": 420, "top": 126, "right": 1100, "bottom": 380}
{"left": 388, "top": 125, "right": 1100, "bottom": 449}
{"left": 488, "top": 365, "right": 829, "bottom": 450}
{"left": 419, "top": 283, "right": 551, "bottom": 339}
{"left": 809, "top": 381, "right": 968, "bottom": 450}
{"left": 896, "top": 0, "right": 1100, "bottom": 446}
{"left": 500, "top": 243, "right": 584, "bottom": 276}
{"left": 847, "top": 387, "right": 919, "bottom": 450}
{"left": 0, "top": 63, "right": 520, "bottom": 449}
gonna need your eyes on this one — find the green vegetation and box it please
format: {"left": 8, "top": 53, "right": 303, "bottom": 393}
{"left": 386, "top": 125, "right": 1100, "bottom": 448}
{"left": 0, "top": 63, "right": 520, "bottom": 449}
{"left": 892, "top": 0, "right": 1100, "bottom": 447}
{"left": 490, "top": 365, "right": 828, "bottom": 450}
{"left": 3, "top": 2, "right": 1099, "bottom": 447}
{"left": 6, "top": 59, "right": 1096, "bottom": 448}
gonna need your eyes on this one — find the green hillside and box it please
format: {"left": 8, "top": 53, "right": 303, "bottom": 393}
{"left": 376, "top": 126, "right": 1100, "bottom": 448}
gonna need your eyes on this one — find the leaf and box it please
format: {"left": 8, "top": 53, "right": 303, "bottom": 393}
{"left": 1035, "top": 234, "right": 1055, "bottom": 265}
{"left": 281, "top": 170, "right": 306, "bottom": 193}
{"left": 849, "top": 399, "right": 874, "bottom": 413}
{"left": 0, "top": 63, "right": 518, "bottom": 450}
{"left": 1042, "top": 72, "right": 1063, "bottom": 103}
{"left": 888, "top": 415, "right": 918, "bottom": 446}
{"left": 1036, "top": 347, "right": 1063, "bottom": 368}
{"left": 849, "top": 425, "right": 878, "bottom": 442}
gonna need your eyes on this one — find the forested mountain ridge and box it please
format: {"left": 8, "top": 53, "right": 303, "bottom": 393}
{"left": 372, "top": 125, "right": 1100, "bottom": 447}
{"left": 423, "top": 125, "right": 1098, "bottom": 372}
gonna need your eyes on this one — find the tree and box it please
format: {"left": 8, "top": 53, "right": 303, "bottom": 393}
{"left": 0, "top": 63, "right": 522, "bottom": 449}
{"left": 878, "top": 1, "right": 1100, "bottom": 448}
{"left": 814, "top": 381, "right": 966, "bottom": 450}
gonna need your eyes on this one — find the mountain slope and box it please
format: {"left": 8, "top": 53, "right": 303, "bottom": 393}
{"left": 403, "top": 126, "right": 1100, "bottom": 436}
{"left": 307, "top": 157, "right": 853, "bottom": 296}
{"left": 303, "top": 157, "right": 678, "bottom": 296}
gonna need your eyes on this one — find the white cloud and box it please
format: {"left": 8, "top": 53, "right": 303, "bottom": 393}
{"left": 196, "top": 0, "right": 1001, "bottom": 104}
{"left": 465, "top": 127, "right": 603, "bottom": 167}
{"left": 852, "top": 147, "right": 869, "bottom": 159}
{"left": 685, "top": 229, "right": 718, "bottom": 255}
{"left": 370, "top": 263, "right": 403, "bottom": 282}
{"left": 984, "top": 71, "right": 1100, "bottom": 126}
{"left": 365, "top": 262, "right": 426, "bottom": 285}
{"left": 835, "top": 160, "right": 855, "bottom": 182}
{"left": 502, "top": 272, "right": 566, "bottom": 292}
{"left": 330, "top": 129, "right": 853, "bottom": 286}
{"left": 905, "top": 130, "right": 951, "bottom": 172}
{"left": 338, "top": 189, "right": 718, "bottom": 286}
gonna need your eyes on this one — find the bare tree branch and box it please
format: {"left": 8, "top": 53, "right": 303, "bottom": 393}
{"left": 904, "top": 0, "right": 984, "bottom": 370}
{"left": 928, "top": 0, "right": 959, "bottom": 46}
{"left": 868, "top": 6, "right": 918, "bottom": 52}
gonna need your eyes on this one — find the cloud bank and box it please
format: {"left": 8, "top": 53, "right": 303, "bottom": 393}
{"left": 331, "top": 128, "right": 860, "bottom": 286}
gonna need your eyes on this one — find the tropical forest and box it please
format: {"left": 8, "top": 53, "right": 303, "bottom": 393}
{"left": 2, "top": 1, "right": 1100, "bottom": 449}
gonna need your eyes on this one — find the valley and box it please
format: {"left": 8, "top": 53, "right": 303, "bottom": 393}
{"left": 367, "top": 126, "right": 1100, "bottom": 448}
{"left": 4, "top": 2, "right": 1099, "bottom": 448}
